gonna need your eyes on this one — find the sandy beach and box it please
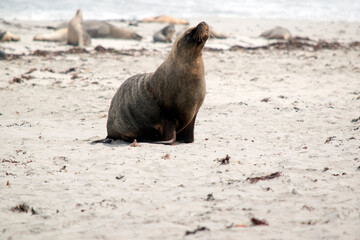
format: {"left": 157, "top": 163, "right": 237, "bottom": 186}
{"left": 1, "top": 17, "right": 360, "bottom": 240}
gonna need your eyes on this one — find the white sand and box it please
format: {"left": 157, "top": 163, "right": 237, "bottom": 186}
{"left": 1, "top": 17, "right": 360, "bottom": 240}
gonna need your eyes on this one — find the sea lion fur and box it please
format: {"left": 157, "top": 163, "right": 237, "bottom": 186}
{"left": 142, "top": 15, "right": 189, "bottom": 25}
{"left": 260, "top": 26, "right": 292, "bottom": 40}
{"left": 34, "top": 21, "right": 142, "bottom": 42}
{"left": 153, "top": 24, "right": 175, "bottom": 43}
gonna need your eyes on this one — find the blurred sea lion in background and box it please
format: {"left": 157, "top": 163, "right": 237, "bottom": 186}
{"left": 34, "top": 21, "right": 142, "bottom": 42}
{"left": 34, "top": 28, "right": 67, "bottom": 42}
{"left": 209, "top": 28, "right": 228, "bottom": 39}
{"left": 260, "top": 26, "right": 292, "bottom": 40}
{"left": 84, "top": 21, "right": 142, "bottom": 40}
{"left": 142, "top": 15, "right": 189, "bottom": 25}
{"left": 153, "top": 24, "right": 175, "bottom": 43}
{"left": 67, "top": 9, "right": 91, "bottom": 46}
{"left": 0, "top": 49, "right": 7, "bottom": 59}
{"left": 0, "top": 30, "right": 20, "bottom": 42}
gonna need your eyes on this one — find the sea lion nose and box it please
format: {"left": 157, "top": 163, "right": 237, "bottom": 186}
{"left": 197, "top": 21, "right": 209, "bottom": 30}
{"left": 198, "top": 21, "right": 207, "bottom": 26}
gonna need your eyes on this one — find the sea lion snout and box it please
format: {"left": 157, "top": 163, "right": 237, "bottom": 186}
{"left": 193, "top": 21, "right": 209, "bottom": 43}
{"left": 196, "top": 21, "right": 209, "bottom": 30}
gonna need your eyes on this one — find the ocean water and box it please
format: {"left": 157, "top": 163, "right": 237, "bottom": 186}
{"left": 0, "top": 0, "right": 359, "bottom": 22}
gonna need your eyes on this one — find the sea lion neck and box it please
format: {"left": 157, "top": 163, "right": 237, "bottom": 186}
{"left": 170, "top": 21, "right": 209, "bottom": 60}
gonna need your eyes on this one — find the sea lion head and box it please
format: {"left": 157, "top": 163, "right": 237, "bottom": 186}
{"left": 173, "top": 21, "right": 209, "bottom": 57}
{"left": 75, "top": 9, "right": 83, "bottom": 21}
{"left": 162, "top": 24, "right": 176, "bottom": 36}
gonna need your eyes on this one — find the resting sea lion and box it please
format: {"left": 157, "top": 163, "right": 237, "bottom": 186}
{"left": 34, "top": 21, "right": 142, "bottom": 42}
{"left": 153, "top": 24, "right": 175, "bottom": 43}
{"left": 0, "top": 31, "right": 20, "bottom": 42}
{"left": 84, "top": 21, "right": 142, "bottom": 40}
{"left": 0, "top": 49, "right": 6, "bottom": 59}
{"left": 142, "top": 15, "right": 189, "bottom": 25}
{"left": 95, "top": 21, "right": 210, "bottom": 144}
{"left": 34, "top": 28, "right": 68, "bottom": 42}
{"left": 209, "top": 28, "right": 228, "bottom": 39}
{"left": 67, "top": 9, "right": 91, "bottom": 46}
{"left": 260, "top": 26, "right": 292, "bottom": 40}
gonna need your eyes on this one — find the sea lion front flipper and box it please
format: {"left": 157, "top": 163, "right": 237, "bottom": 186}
{"left": 152, "top": 119, "right": 176, "bottom": 145}
{"left": 78, "top": 31, "right": 84, "bottom": 47}
{"left": 176, "top": 114, "right": 196, "bottom": 143}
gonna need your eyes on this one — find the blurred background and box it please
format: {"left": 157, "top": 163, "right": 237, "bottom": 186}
{"left": 0, "top": 0, "right": 359, "bottom": 22}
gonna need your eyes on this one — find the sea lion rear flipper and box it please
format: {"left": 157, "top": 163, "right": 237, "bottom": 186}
{"left": 90, "top": 138, "right": 113, "bottom": 144}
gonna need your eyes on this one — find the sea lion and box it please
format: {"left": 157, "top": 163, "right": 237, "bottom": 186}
{"left": 67, "top": 9, "right": 91, "bottom": 46}
{"left": 153, "top": 24, "right": 175, "bottom": 43}
{"left": 96, "top": 21, "right": 209, "bottom": 144}
{"left": 0, "top": 31, "right": 20, "bottom": 42}
{"left": 84, "top": 21, "right": 142, "bottom": 40}
{"left": 209, "top": 28, "right": 228, "bottom": 39}
{"left": 34, "top": 21, "right": 142, "bottom": 42}
{"left": 33, "top": 28, "right": 68, "bottom": 42}
{"left": 260, "top": 26, "right": 292, "bottom": 40}
{"left": 0, "top": 49, "right": 6, "bottom": 59}
{"left": 142, "top": 15, "right": 189, "bottom": 25}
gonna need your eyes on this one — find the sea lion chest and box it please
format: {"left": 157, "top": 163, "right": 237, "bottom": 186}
{"left": 148, "top": 59, "right": 206, "bottom": 127}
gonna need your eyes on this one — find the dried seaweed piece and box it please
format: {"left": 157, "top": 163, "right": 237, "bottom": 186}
{"left": 246, "top": 172, "right": 281, "bottom": 184}
{"left": 351, "top": 117, "right": 360, "bottom": 123}
{"left": 32, "top": 49, "right": 51, "bottom": 56}
{"left": 62, "top": 67, "right": 76, "bottom": 74}
{"left": 20, "top": 74, "right": 34, "bottom": 80}
{"left": 206, "top": 193, "right": 215, "bottom": 201}
{"left": 204, "top": 47, "right": 225, "bottom": 52}
{"left": 324, "top": 136, "right": 336, "bottom": 144}
{"left": 115, "top": 175, "right": 125, "bottom": 180}
{"left": 11, "top": 203, "right": 29, "bottom": 212}
{"left": 216, "top": 155, "right": 230, "bottom": 165}
{"left": 12, "top": 77, "right": 22, "bottom": 83}
{"left": 230, "top": 38, "right": 360, "bottom": 51}
{"left": 251, "top": 217, "right": 268, "bottom": 226}
{"left": 94, "top": 45, "right": 137, "bottom": 56}
{"left": 25, "top": 68, "right": 37, "bottom": 74}
{"left": 185, "top": 226, "right": 209, "bottom": 236}
{"left": 31, "top": 47, "right": 89, "bottom": 57}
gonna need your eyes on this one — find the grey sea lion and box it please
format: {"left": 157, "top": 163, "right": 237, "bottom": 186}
{"left": 67, "top": 9, "right": 91, "bottom": 46}
{"left": 33, "top": 28, "right": 68, "bottom": 42}
{"left": 153, "top": 24, "right": 175, "bottom": 43}
{"left": 95, "top": 21, "right": 210, "bottom": 145}
{"left": 260, "top": 26, "right": 292, "bottom": 40}
{"left": 83, "top": 21, "right": 142, "bottom": 40}
{"left": 142, "top": 15, "right": 189, "bottom": 25}
{"left": 0, "top": 49, "right": 6, "bottom": 59}
{"left": 0, "top": 31, "right": 20, "bottom": 42}
{"left": 34, "top": 21, "right": 142, "bottom": 42}
{"left": 209, "top": 28, "right": 228, "bottom": 39}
